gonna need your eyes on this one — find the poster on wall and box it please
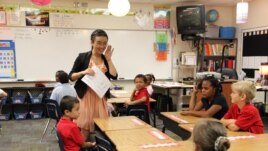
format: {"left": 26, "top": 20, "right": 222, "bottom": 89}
{"left": 0, "top": 40, "right": 16, "bottom": 78}
{"left": 0, "top": 11, "right": 6, "bottom": 25}
{"left": 25, "top": 11, "right": 49, "bottom": 26}
{"left": 153, "top": 6, "right": 170, "bottom": 29}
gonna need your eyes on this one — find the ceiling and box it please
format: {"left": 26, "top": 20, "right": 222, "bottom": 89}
{"left": 98, "top": 0, "right": 253, "bottom": 6}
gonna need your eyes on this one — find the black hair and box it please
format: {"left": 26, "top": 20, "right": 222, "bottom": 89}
{"left": 201, "top": 75, "right": 222, "bottom": 95}
{"left": 145, "top": 74, "right": 155, "bottom": 84}
{"left": 90, "top": 29, "right": 108, "bottom": 43}
{"left": 134, "top": 74, "right": 147, "bottom": 84}
{"left": 60, "top": 96, "right": 79, "bottom": 114}
{"left": 57, "top": 70, "right": 69, "bottom": 84}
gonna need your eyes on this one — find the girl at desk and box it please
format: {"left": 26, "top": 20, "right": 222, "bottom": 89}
{"left": 145, "top": 73, "right": 155, "bottom": 96}
{"left": 181, "top": 76, "right": 228, "bottom": 119}
{"left": 125, "top": 74, "right": 150, "bottom": 112}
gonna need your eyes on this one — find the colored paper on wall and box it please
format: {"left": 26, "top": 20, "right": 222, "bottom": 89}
{"left": 156, "top": 51, "right": 167, "bottom": 61}
{"left": 0, "top": 40, "right": 16, "bottom": 78}
{"left": 156, "top": 31, "right": 167, "bottom": 43}
{"left": 153, "top": 6, "right": 170, "bottom": 29}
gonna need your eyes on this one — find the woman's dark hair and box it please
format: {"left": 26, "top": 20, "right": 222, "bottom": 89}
{"left": 90, "top": 29, "right": 108, "bottom": 42}
{"left": 134, "top": 74, "right": 147, "bottom": 84}
{"left": 201, "top": 75, "right": 222, "bottom": 94}
{"left": 193, "top": 119, "right": 230, "bottom": 151}
{"left": 60, "top": 96, "right": 79, "bottom": 114}
{"left": 57, "top": 70, "right": 69, "bottom": 84}
{"left": 145, "top": 74, "right": 155, "bottom": 84}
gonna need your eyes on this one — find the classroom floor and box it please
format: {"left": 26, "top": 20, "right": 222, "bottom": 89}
{"left": 1, "top": 116, "right": 268, "bottom": 151}
{"left": 0, "top": 115, "right": 181, "bottom": 151}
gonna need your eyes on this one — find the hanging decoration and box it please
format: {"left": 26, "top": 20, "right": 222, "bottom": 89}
{"left": 108, "top": 0, "right": 130, "bottom": 17}
{"left": 31, "top": 0, "right": 52, "bottom": 6}
{"left": 134, "top": 10, "right": 150, "bottom": 28}
{"left": 236, "top": 1, "right": 248, "bottom": 24}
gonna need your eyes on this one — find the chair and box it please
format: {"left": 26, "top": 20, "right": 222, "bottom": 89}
{"left": 55, "top": 128, "right": 65, "bottom": 151}
{"left": 127, "top": 104, "right": 150, "bottom": 125}
{"left": 217, "top": 68, "right": 238, "bottom": 80}
{"left": 95, "top": 136, "right": 114, "bottom": 151}
{"left": 40, "top": 98, "right": 62, "bottom": 142}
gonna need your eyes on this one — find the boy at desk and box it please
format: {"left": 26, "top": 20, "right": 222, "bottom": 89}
{"left": 124, "top": 74, "right": 150, "bottom": 112}
{"left": 57, "top": 96, "right": 96, "bottom": 151}
{"left": 221, "top": 81, "right": 264, "bottom": 134}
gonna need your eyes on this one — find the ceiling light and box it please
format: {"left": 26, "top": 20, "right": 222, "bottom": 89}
{"left": 108, "top": 0, "right": 130, "bottom": 17}
{"left": 236, "top": 0, "right": 248, "bottom": 24}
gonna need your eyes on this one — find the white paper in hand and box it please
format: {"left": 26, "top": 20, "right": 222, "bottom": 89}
{"left": 81, "top": 65, "right": 112, "bottom": 98}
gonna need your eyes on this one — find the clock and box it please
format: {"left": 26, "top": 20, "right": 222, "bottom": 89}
{"left": 206, "top": 9, "right": 219, "bottom": 23}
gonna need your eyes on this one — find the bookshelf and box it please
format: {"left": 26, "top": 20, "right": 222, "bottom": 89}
{"left": 199, "top": 38, "right": 237, "bottom": 72}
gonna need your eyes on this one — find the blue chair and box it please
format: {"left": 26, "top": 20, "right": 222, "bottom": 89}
{"left": 127, "top": 104, "right": 150, "bottom": 125}
{"left": 95, "top": 136, "right": 113, "bottom": 151}
{"left": 56, "top": 128, "right": 65, "bottom": 151}
{"left": 40, "top": 98, "right": 62, "bottom": 142}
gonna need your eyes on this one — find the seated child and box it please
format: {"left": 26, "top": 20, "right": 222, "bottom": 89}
{"left": 181, "top": 76, "right": 228, "bottom": 119}
{"left": 221, "top": 81, "right": 264, "bottom": 134}
{"left": 0, "top": 88, "right": 7, "bottom": 99}
{"left": 56, "top": 96, "right": 96, "bottom": 151}
{"left": 125, "top": 74, "right": 150, "bottom": 112}
{"left": 145, "top": 74, "right": 155, "bottom": 96}
{"left": 193, "top": 119, "right": 230, "bottom": 151}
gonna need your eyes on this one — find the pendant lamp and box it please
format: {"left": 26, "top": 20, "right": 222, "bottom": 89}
{"left": 31, "top": 0, "right": 52, "bottom": 6}
{"left": 236, "top": 0, "right": 248, "bottom": 24}
{"left": 108, "top": 0, "right": 130, "bottom": 17}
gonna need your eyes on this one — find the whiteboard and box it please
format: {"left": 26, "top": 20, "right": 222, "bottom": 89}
{"left": 0, "top": 27, "right": 172, "bottom": 80}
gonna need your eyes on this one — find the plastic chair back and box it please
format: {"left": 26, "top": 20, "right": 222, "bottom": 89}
{"left": 45, "top": 98, "right": 61, "bottom": 121}
{"left": 56, "top": 128, "right": 65, "bottom": 151}
{"left": 95, "top": 136, "right": 113, "bottom": 151}
{"left": 127, "top": 104, "right": 150, "bottom": 124}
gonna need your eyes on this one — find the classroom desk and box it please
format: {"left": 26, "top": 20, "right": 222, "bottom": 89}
{"left": 179, "top": 123, "right": 251, "bottom": 138}
{"left": 152, "top": 82, "right": 193, "bottom": 96}
{"left": 110, "top": 90, "right": 132, "bottom": 98}
{"left": 160, "top": 112, "right": 203, "bottom": 140}
{"left": 107, "top": 97, "right": 156, "bottom": 104}
{"left": 105, "top": 127, "right": 182, "bottom": 151}
{"left": 93, "top": 116, "right": 151, "bottom": 132}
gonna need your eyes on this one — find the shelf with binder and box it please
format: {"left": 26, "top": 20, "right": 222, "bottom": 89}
{"left": 200, "top": 38, "right": 237, "bottom": 72}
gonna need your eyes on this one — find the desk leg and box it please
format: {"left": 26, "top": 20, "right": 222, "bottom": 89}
{"left": 161, "top": 116, "right": 191, "bottom": 140}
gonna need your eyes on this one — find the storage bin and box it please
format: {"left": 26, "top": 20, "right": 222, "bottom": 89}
{"left": 205, "top": 25, "right": 219, "bottom": 38}
{"left": 30, "top": 96, "right": 43, "bottom": 104}
{"left": 0, "top": 113, "right": 11, "bottom": 121}
{"left": 11, "top": 96, "right": 26, "bottom": 104}
{"left": 14, "top": 112, "right": 28, "bottom": 120}
{"left": 219, "top": 27, "right": 236, "bottom": 38}
{"left": 29, "top": 111, "right": 43, "bottom": 119}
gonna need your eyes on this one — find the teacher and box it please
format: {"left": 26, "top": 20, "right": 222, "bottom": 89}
{"left": 69, "top": 29, "right": 118, "bottom": 139}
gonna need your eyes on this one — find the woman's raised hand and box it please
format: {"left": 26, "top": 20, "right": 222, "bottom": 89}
{"left": 104, "top": 45, "right": 114, "bottom": 61}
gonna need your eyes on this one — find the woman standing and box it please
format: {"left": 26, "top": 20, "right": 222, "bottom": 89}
{"left": 69, "top": 29, "right": 117, "bottom": 138}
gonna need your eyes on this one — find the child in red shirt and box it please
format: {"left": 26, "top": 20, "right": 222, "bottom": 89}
{"left": 56, "top": 96, "right": 96, "bottom": 151}
{"left": 221, "top": 81, "right": 264, "bottom": 134}
{"left": 125, "top": 74, "right": 150, "bottom": 112}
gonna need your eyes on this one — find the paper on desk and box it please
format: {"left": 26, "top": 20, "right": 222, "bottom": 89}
{"left": 81, "top": 65, "right": 112, "bottom": 99}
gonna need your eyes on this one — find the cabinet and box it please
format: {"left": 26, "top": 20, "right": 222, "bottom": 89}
{"left": 199, "top": 38, "right": 237, "bottom": 72}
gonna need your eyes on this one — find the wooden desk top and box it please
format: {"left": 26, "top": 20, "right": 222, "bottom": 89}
{"left": 152, "top": 82, "right": 194, "bottom": 89}
{"left": 110, "top": 90, "right": 132, "bottom": 98}
{"left": 179, "top": 123, "right": 251, "bottom": 136}
{"left": 93, "top": 116, "right": 151, "bottom": 132}
{"left": 161, "top": 112, "right": 201, "bottom": 124}
{"left": 107, "top": 97, "right": 156, "bottom": 104}
{"left": 105, "top": 127, "right": 183, "bottom": 151}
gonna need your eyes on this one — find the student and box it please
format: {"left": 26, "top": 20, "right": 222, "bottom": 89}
{"left": 181, "top": 76, "right": 228, "bottom": 119}
{"left": 221, "top": 81, "right": 264, "bottom": 134}
{"left": 145, "top": 73, "right": 155, "bottom": 96}
{"left": 57, "top": 96, "right": 96, "bottom": 151}
{"left": 193, "top": 119, "right": 230, "bottom": 151}
{"left": 0, "top": 88, "right": 8, "bottom": 99}
{"left": 50, "top": 70, "right": 77, "bottom": 104}
{"left": 125, "top": 74, "right": 150, "bottom": 112}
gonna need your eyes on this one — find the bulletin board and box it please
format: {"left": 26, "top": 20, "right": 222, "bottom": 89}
{"left": 0, "top": 40, "right": 16, "bottom": 78}
{"left": 0, "top": 27, "right": 172, "bottom": 80}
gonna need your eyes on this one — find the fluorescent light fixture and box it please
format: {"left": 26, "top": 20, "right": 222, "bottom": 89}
{"left": 236, "top": 1, "right": 248, "bottom": 24}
